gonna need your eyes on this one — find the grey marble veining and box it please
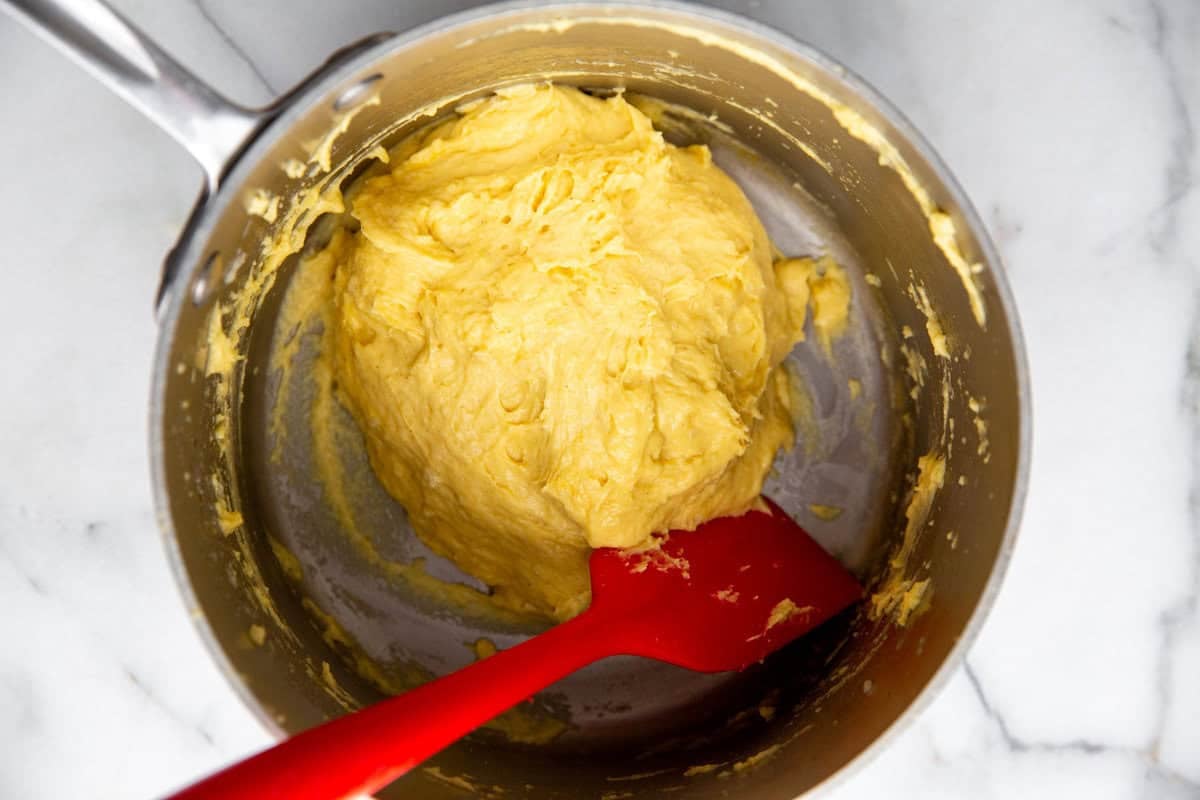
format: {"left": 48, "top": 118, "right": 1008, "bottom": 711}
{"left": 0, "top": 1, "right": 1197, "bottom": 797}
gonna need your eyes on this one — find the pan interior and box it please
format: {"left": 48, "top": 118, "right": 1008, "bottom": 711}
{"left": 160, "top": 9, "right": 1025, "bottom": 799}
{"left": 237, "top": 90, "right": 905, "bottom": 768}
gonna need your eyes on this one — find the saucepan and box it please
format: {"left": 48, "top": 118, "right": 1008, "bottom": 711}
{"left": 3, "top": 0, "right": 1030, "bottom": 797}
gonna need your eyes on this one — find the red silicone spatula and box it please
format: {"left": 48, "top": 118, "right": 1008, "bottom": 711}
{"left": 171, "top": 499, "right": 861, "bottom": 800}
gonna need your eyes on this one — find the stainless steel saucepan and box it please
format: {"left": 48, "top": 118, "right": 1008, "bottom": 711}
{"left": 3, "top": 1, "right": 1030, "bottom": 797}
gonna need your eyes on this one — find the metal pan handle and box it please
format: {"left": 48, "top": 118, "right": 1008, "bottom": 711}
{"left": 1, "top": 0, "right": 264, "bottom": 191}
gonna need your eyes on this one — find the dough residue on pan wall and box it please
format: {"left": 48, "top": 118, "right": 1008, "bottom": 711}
{"left": 868, "top": 452, "right": 944, "bottom": 625}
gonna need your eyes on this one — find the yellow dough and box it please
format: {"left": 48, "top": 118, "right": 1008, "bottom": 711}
{"left": 332, "top": 84, "right": 832, "bottom": 620}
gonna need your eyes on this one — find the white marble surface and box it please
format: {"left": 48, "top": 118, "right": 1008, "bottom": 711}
{"left": 0, "top": 0, "right": 1197, "bottom": 797}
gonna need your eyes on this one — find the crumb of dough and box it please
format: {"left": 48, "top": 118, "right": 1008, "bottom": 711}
{"left": 470, "top": 638, "right": 498, "bottom": 660}
{"left": 216, "top": 507, "right": 243, "bottom": 536}
{"left": 808, "top": 503, "right": 843, "bottom": 521}
{"left": 765, "top": 598, "right": 812, "bottom": 631}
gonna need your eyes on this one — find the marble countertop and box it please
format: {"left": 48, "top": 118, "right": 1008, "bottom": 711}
{"left": 1, "top": 0, "right": 1197, "bottom": 797}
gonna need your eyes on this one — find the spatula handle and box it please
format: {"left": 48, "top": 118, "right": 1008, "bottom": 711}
{"left": 167, "top": 608, "right": 618, "bottom": 800}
